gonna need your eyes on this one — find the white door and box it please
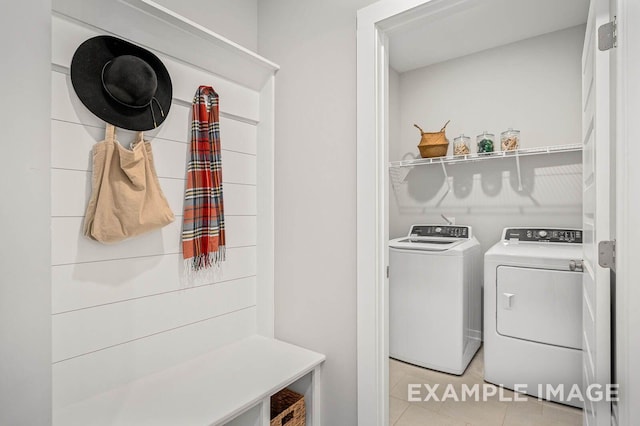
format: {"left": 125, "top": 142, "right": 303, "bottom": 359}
{"left": 582, "top": 0, "right": 613, "bottom": 424}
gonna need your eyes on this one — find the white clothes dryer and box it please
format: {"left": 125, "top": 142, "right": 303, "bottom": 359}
{"left": 389, "top": 225, "right": 482, "bottom": 375}
{"left": 484, "top": 227, "right": 583, "bottom": 407}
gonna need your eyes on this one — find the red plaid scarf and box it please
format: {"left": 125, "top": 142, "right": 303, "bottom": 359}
{"left": 182, "top": 86, "right": 226, "bottom": 273}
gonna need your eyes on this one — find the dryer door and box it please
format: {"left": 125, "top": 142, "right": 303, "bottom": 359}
{"left": 496, "top": 266, "right": 582, "bottom": 350}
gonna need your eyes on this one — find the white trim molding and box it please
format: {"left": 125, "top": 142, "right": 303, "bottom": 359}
{"left": 615, "top": 1, "right": 640, "bottom": 424}
{"left": 356, "top": 1, "right": 440, "bottom": 425}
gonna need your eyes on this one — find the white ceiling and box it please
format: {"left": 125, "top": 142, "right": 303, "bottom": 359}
{"left": 388, "top": 0, "right": 590, "bottom": 73}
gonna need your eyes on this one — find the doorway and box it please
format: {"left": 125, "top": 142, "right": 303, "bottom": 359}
{"left": 355, "top": 0, "right": 632, "bottom": 424}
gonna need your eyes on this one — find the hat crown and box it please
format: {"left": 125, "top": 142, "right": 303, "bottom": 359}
{"left": 102, "top": 55, "right": 158, "bottom": 107}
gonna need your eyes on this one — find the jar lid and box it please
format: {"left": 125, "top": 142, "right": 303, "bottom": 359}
{"left": 501, "top": 128, "right": 520, "bottom": 134}
{"left": 477, "top": 131, "right": 494, "bottom": 138}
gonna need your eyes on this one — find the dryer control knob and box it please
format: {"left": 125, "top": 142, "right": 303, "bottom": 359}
{"left": 435, "top": 227, "right": 442, "bottom": 233}
{"left": 538, "top": 230, "right": 548, "bottom": 238}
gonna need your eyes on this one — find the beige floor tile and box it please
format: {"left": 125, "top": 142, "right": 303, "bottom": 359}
{"left": 390, "top": 396, "right": 410, "bottom": 425}
{"left": 438, "top": 398, "right": 507, "bottom": 426}
{"left": 502, "top": 399, "right": 546, "bottom": 426}
{"left": 541, "top": 401, "right": 583, "bottom": 425}
{"left": 388, "top": 349, "right": 587, "bottom": 426}
{"left": 389, "top": 372, "right": 445, "bottom": 413}
{"left": 389, "top": 349, "right": 585, "bottom": 426}
{"left": 395, "top": 404, "right": 467, "bottom": 426}
{"left": 390, "top": 360, "right": 408, "bottom": 390}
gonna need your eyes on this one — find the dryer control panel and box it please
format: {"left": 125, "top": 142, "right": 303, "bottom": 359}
{"left": 503, "top": 228, "right": 582, "bottom": 243}
{"left": 409, "top": 225, "right": 470, "bottom": 239}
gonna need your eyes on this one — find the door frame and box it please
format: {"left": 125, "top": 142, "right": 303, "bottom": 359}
{"left": 356, "top": 0, "right": 640, "bottom": 425}
{"left": 612, "top": 1, "right": 640, "bottom": 424}
{"left": 356, "top": 1, "right": 470, "bottom": 424}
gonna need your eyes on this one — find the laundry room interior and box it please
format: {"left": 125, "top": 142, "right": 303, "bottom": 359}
{"left": 383, "top": 0, "right": 598, "bottom": 424}
{"left": 387, "top": 7, "right": 584, "bottom": 252}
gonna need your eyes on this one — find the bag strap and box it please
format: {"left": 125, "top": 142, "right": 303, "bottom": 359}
{"left": 104, "top": 124, "right": 116, "bottom": 141}
{"left": 130, "top": 131, "right": 145, "bottom": 149}
{"left": 104, "top": 124, "right": 146, "bottom": 148}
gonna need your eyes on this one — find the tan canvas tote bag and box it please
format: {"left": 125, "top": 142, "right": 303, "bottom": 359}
{"left": 83, "top": 124, "right": 175, "bottom": 243}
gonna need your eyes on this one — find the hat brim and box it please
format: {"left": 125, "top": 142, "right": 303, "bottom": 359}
{"left": 71, "top": 36, "right": 172, "bottom": 131}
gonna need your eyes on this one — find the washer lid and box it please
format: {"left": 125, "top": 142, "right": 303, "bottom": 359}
{"left": 389, "top": 237, "right": 466, "bottom": 251}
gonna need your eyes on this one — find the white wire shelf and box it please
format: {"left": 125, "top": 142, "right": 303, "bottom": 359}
{"left": 388, "top": 143, "right": 582, "bottom": 168}
{"left": 388, "top": 143, "right": 582, "bottom": 190}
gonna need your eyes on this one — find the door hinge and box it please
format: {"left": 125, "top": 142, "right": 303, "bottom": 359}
{"left": 598, "top": 17, "right": 617, "bottom": 51}
{"left": 386, "top": 265, "right": 389, "bottom": 278}
{"left": 598, "top": 240, "right": 616, "bottom": 271}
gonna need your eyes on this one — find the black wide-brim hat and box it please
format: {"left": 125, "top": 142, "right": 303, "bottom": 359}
{"left": 71, "top": 36, "right": 172, "bottom": 131}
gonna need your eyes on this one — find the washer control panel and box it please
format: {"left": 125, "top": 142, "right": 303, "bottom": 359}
{"left": 410, "top": 225, "right": 470, "bottom": 239}
{"left": 504, "top": 228, "right": 582, "bottom": 243}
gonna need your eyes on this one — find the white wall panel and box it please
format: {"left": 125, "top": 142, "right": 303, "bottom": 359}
{"left": 225, "top": 216, "right": 258, "bottom": 248}
{"left": 51, "top": 168, "right": 255, "bottom": 218}
{"left": 157, "top": 178, "right": 188, "bottom": 216}
{"left": 52, "top": 215, "right": 256, "bottom": 265}
{"left": 223, "top": 184, "right": 257, "bottom": 216}
{"left": 152, "top": 102, "right": 192, "bottom": 143}
{"left": 51, "top": 169, "right": 91, "bottom": 217}
{"left": 51, "top": 15, "right": 263, "bottom": 414}
{"left": 51, "top": 81, "right": 257, "bottom": 169}
{"left": 53, "top": 306, "right": 257, "bottom": 409}
{"left": 51, "top": 104, "right": 257, "bottom": 178}
{"left": 51, "top": 71, "right": 102, "bottom": 127}
{"left": 52, "top": 218, "right": 182, "bottom": 265}
{"left": 222, "top": 151, "right": 257, "bottom": 184}
{"left": 52, "top": 247, "right": 257, "bottom": 314}
{"left": 53, "top": 277, "right": 256, "bottom": 362}
{"left": 221, "top": 116, "right": 258, "bottom": 155}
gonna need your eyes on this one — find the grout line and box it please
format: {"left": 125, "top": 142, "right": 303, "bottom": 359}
{"left": 51, "top": 305, "right": 257, "bottom": 365}
{"left": 52, "top": 274, "right": 257, "bottom": 316}
{"left": 391, "top": 396, "right": 410, "bottom": 425}
{"left": 50, "top": 245, "right": 257, "bottom": 267}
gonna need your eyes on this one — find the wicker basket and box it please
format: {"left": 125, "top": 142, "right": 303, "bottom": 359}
{"left": 270, "top": 388, "right": 305, "bottom": 426}
{"left": 415, "top": 120, "right": 450, "bottom": 158}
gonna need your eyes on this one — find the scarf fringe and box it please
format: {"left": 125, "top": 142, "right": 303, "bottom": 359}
{"left": 182, "top": 246, "right": 226, "bottom": 286}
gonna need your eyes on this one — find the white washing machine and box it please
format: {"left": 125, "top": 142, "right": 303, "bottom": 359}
{"left": 389, "top": 224, "right": 482, "bottom": 375}
{"left": 484, "top": 227, "right": 583, "bottom": 407}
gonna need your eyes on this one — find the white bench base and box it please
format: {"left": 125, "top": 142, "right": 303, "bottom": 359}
{"left": 53, "top": 335, "right": 325, "bottom": 426}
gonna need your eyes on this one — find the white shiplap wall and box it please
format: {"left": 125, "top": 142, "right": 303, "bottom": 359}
{"left": 51, "top": 15, "right": 261, "bottom": 409}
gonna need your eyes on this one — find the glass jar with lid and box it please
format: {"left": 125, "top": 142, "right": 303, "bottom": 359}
{"left": 453, "top": 134, "right": 471, "bottom": 156}
{"left": 476, "top": 131, "right": 495, "bottom": 153}
{"left": 501, "top": 128, "right": 520, "bottom": 151}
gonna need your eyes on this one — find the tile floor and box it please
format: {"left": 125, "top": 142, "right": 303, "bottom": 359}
{"left": 389, "top": 347, "right": 583, "bottom": 426}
